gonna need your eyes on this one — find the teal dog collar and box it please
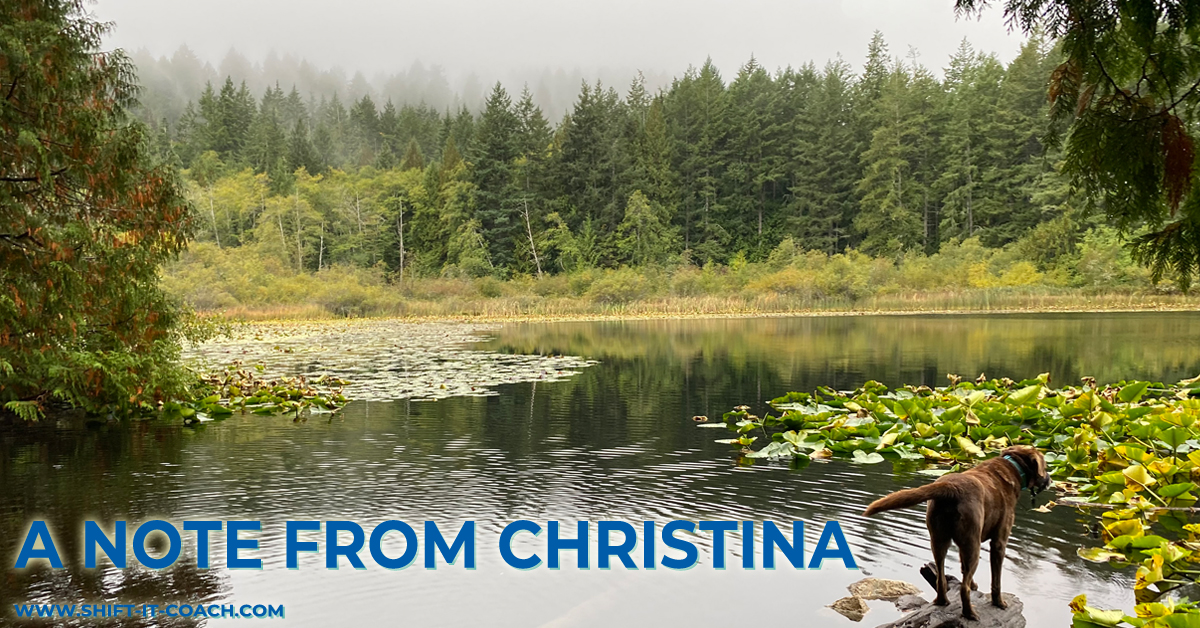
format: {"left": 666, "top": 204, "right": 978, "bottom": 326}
{"left": 1003, "top": 454, "right": 1028, "bottom": 490}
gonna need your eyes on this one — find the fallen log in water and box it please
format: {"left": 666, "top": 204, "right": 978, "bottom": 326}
{"left": 874, "top": 563, "right": 1025, "bottom": 628}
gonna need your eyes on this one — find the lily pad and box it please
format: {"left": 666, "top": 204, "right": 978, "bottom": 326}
{"left": 186, "top": 320, "right": 597, "bottom": 402}
{"left": 851, "top": 450, "right": 885, "bottom": 464}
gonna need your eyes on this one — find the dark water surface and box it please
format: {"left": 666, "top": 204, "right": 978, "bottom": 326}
{"left": 3, "top": 313, "right": 1200, "bottom": 627}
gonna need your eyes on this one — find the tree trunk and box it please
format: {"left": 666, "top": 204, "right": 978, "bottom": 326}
{"left": 922, "top": 189, "right": 930, "bottom": 253}
{"left": 758, "top": 183, "right": 764, "bottom": 251}
{"left": 966, "top": 133, "right": 974, "bottom": 237}
{"left": 294, "top": 189, "right": 304, "bottom": 271}
{"left": 523, "top": 197, "right": 542, "bottom": 278}
{"left": 208, "top": 186, "right": 221, "bottom": 248}
{"left": 396, "top": 200, "right": 405, "bottom": 282}
{"left": 277, "top": 213, "right": 288, "bottom": 267}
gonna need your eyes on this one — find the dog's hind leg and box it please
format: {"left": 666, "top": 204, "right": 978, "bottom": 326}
{"left": 990, "top": 532, "right": 1010, "bottom": 609}
{"left": 931, "top": 535, "right": 952, "bottom": 606}
{"left": 958, "top": 540, "right": 981, "bottom": 621}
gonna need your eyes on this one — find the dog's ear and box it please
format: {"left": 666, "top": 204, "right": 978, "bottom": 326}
{"left": 1003, "top": 445, "right": 1050, "bottom": 491}
{"left": 1033, "top": 449, "right": 1052, "bottom": 492}
{"left": 1001, "top": 445, "right": 1033, "bottom": 461}
{"left": 1009, "top": 445, "right": 1052, "bottom": 493}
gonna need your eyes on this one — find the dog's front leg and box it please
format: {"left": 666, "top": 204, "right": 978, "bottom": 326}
{"left": 959, "top": 541, "right": 981, "bottom": 621}
{"left": 990, "top": 535, "right": 1009, "bottom": 609}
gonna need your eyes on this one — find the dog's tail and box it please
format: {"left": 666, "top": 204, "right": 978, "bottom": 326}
{"left": 862, "top": 482, "right": 960, "bottom": 516}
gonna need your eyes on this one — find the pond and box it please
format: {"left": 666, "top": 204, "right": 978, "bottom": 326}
{"left": 3, "top": 312, "right": 1200, "bottom": 627}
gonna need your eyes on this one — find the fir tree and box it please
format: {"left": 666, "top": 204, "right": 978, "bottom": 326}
{"left": 618, "top": 190, "right": 676, "bottom": 266}
{"left": 723, "top": 57, "right": 786, "bottom": 257}
{"left": 247, "top": 85, "right": 289, "bottom": 188}
{"left": 855, "top": 62, "right": 926, "bottom": 255}
{"left": 401, "top": 138, "right": 425, "bottom": 171}
{"left": 472, "top": 83, "right": 521, "bottom": 270}
{"left": 348, "top": 94, "right": 380, "bottom": 166}
{"left": 788, "top": 60, "right": 858, "bottom": 253}
{"left": 288, "top": 119, "right": 322, "bottom": 174}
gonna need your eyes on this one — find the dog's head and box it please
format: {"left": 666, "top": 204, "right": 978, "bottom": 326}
{"left": 1001, "top": 445, "right": 1052, "bottom": 495}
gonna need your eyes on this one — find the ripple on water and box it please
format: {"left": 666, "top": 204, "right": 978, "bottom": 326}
{"left": 10, "top": 315, "right": 1191, "bottom": 626}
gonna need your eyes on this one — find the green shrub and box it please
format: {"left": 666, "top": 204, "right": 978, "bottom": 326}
{"left": 1078, "top": 227, "right": 1154, "bottom": 288}
{"left": 475, "top": 277, "right": 504, "bottom": 298}
{"left": 745, "top": 267, "right": 819, "bottom": 298}
{"left": 311, "top": 266, "right": 400, "bottom": 317}
{"left": 997, "top": 261, "right": 1043, "bottom": 287}
{"left": 670, "top": 263, "right": 729, "bottom": 296}
{"left": 532, "top": 274, "right": 572, "bottom": 297}
{"left": 586, "top": 268, "right": 652, "bottom": 304}
{"left": 567, "top": 269, "right": 599, "bottom": 297}
{"left": 159, "top": 225, "right": 1184, "bottom": 319}
{"left": 668, "top": 265, "right": 705, "bottom": 296}
{"left": 408, "top": 277, "right": 478, "bottom": 300}
{"left": 812, "top": 250, "right": 888, "bottom": 300}
{"left": 766, "top": 237, "right": 800, "bottom": 270}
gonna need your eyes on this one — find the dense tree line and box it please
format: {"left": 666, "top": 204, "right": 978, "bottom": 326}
{"left": 147, "top": 33, "right": 1075, "bottom": 279}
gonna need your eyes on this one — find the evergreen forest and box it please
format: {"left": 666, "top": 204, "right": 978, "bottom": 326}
{"left": 141, "top": 33, "right": 1176, "bottom": 314}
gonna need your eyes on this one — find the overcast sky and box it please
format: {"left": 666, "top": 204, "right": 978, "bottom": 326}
{"left": 92, "top": 0, "right": 1023, "bottom": 79}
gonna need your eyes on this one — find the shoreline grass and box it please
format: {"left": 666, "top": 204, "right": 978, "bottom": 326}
{"left": 167, "top": 236, "right": 1200, "bottom": 324}
{"left": 200, "top": 289, "right": 1200, "bottom": 323}
{"left": 166, "top": 230, "right": 1200, "bottom": 323}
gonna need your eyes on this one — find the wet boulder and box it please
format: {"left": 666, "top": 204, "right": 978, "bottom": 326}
{"left": 830, "top": 595, "right": 871, "bottom": 622}
{"left": 849, "top": 578, "right": 924, "bottom": 601}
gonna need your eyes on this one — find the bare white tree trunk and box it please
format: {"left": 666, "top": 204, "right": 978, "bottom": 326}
{"left": 208, "top": 186, "right": 221, "bottom": 248}
{"left": 354, "top": 191, "right": 364, "bottom": 235}
{"left": 395, "top": 200, "right": 405, "bottom": 282}
{"left": 523, "top": 197, "right": 542, "bottom": 278}
{"left": 277, "top": 212, "right": 288, "bottom": 266}
{"left": 294, "top": 188, "right": 304, "bottom": 271}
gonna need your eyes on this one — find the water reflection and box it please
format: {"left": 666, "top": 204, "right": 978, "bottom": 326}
{"left": 0, "top": 421, "right": 227, "bottom": 627}
{"left": 485, "top": 313, "right": 1200, "bottom": 394}
{"left": 3, "top": 313, "right": 1198, "bottom": 627}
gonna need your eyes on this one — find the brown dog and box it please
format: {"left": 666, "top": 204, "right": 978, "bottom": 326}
{"left": 862, "top": 445, "right": 1051, "bottom": 620}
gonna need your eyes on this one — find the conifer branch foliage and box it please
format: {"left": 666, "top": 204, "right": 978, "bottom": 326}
{"left": 958, "top": 0, "right": 1200, "bottom": 289}
{"left": 1, "top": 0, "right": 195, "bottom": 416}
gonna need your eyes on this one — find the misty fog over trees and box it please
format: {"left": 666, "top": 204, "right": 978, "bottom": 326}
{"left": 130, "top": 46, "right": 669, "bottom": 126}
{"left": 139, "top": 32, "right": 1107, "bottom": 288}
